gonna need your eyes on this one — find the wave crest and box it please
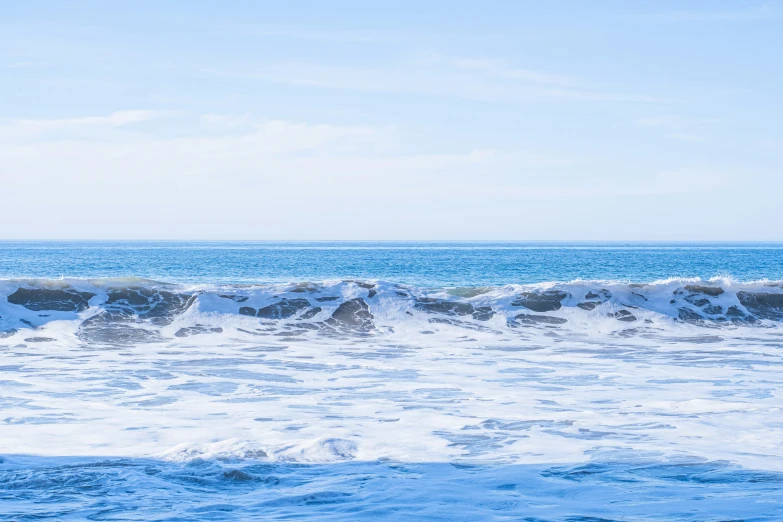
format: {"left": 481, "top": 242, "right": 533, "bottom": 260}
{"left": 1, "top": 277, "right": 782, "bottom": 343}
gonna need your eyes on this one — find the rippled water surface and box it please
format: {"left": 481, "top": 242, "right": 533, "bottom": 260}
{"left": 1, "top": 240, "right": 783, "bottom": 285}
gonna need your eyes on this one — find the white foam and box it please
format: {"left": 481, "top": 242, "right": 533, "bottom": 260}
{"left": 1, "top": 277, "right": 782, "bottom": 472}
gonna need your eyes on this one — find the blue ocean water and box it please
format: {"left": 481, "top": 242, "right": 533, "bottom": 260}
{"left": 1, "top": 240, "right": 782, "bottom": 285}
{"left": 2, "top": 241, "right": 783, "bottom": 520}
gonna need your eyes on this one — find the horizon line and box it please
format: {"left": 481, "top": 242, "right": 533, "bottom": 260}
{"left": 2, "top": 239, "right": 783, "bottom": 244}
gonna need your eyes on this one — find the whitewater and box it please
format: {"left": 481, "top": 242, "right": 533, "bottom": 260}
{"left": 1, "top": 243, "right": 783, "bottom": 520}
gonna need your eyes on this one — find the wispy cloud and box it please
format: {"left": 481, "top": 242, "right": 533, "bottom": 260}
{"left": 0, "top": 116, "right": 505, "bottom": 236}
{"left": 4, "top": 61, "right": 42, "bottom": 68}
{"left": 637, "top": 115, "right": 681, "bottom": 127}
{"left": 0, "top": 113, "right": 564, "bottom": 192}
{"left": 0, "top": 113, "right": 439, "bottom": 167}
{"left": 6, "top": 110, "right": 170, "bottom": 137}
{"left": 427, "top": 54, "right": 579, "bottom": 88}
{"left": 199, "top": 113, "right": 253, "bottom": 129}
{"left": 206, "top": 52, "right": 657, "bottom": 104}
{"left": 637, "top": 114, "right": 717, "bottom": 142}
{"left": 1, "top": 112, "right": 770, "bottom": 239}
{"left": 252, "top": 27, "right": 401, "bottom": 43}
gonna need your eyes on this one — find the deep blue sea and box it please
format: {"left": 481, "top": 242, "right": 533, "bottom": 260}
{"left": 2, "top": 241, "right": 783, "bottom": 520}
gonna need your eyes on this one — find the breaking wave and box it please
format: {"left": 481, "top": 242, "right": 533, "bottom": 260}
{"left": 1, "top": 277, "right": 782, "bottom": 343}
{"left": 4, "top": 276, "right": 783, "bottom": 519}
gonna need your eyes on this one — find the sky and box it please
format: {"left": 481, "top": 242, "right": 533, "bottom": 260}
{"left": 1, "top": 0, "right": 782, "bottom": 240}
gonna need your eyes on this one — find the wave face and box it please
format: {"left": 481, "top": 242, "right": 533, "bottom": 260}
{"left": 1, "top": 278, "right": 782, "bottom": 343}
{"left": 3, "top": 277, "right": 783, "bottom": 519}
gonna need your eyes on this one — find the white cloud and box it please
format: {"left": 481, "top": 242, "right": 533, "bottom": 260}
{"left": 1, "top": 112, "right": 775, "bottom": 240}
{"left": 2, "top": 110, "right": 170, "bottom": 139}
{"left": 0, "top": 114, "right": 577, "bottom": 238}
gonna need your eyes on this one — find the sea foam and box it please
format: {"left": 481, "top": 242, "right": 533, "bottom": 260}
{"left": 2, "top": 277, "right": 783, "bottom": 519}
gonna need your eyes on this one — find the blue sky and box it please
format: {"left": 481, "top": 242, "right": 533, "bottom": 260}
{"left": 1, "top": 1, "right": 782, "bottom": 240}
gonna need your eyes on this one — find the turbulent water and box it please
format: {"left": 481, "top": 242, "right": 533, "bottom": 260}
{"left": 2, "top": 243, "right": 783, "bottom": 520}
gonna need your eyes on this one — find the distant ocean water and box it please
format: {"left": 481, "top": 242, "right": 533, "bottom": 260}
{"left": 1, "top": 241, "right": 783, "bottom": 520}
{"left": 1, "top": 240, "right": 782, "bottom": 284}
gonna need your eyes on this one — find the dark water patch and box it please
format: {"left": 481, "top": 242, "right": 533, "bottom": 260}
{"left": 219, "top": 294, "right": 249, "bottom": 302}
{"left": 702, "top": 304, "right": 723, "bottom": 314}
{"left": 257, "top": 298, "right": 311, "bottom": 320}
{"left": 236, "top": 327, "right": 269, "bottom": 336}
{"left": 274, "top": 329, "right": 309, "bottom": 337}
{"left": 325, "top": 298, "right": 374, "bottom": 332}
{"left": 482, "top": 345, "right": 546, "bottom": 352}
{"left": 662, "top": 335, "right": 724, "bottom": 344}
{"left": 511, "top": 314, "right": 568, "bottom": 326}
{"left": 481, "top": 419, "right": 574, "bottom": 431}
{"left": 74, "top": 286, "right": 197, "bottom": 344}
{"left": 241, "top": 345, "right": 287, "bottom": 352}
{"left": 78, "top": 311, "right": 163, "bottom": 345}
{"left": 511, "top": 291, "right": 568, "bottom": 312}
{"left": 7, "top": 287, "right": 95, "bottom": 312}
{"left": 610, "top": 310, "right": 636, "bottom": 322}
{"left": 684, "top": 296, "right": 710, "bottom": 307}
{"left": 175, "top": 326, "right": 223, "bottom": 338}
{"left": 414, "top": 299, "right": 474, "bottom": 316}
{"left": 677, "top": 308, "right": 705, "bottom": 324}
{"left": 725, "top": 305, "right": 758, "bottom": 324}
{"left": 544, "top": 428, "right": 619, "bottom": 440}
{"left": 104, "top": 286, "right": 197, "bottom": 326}
{"left": 472, "top": 306, "right": 495, "bottom": 321}
{"left": 737, "top": 292, "right": 783, "bottom": 321}
{"left": 298, "top": 307, "right": 322, "bottom": 320}
{"left": 683, "top": 284, "right": 725, "bottom": 297}
{"left": 585, "top": 289, "right": 612, "bottom": 301}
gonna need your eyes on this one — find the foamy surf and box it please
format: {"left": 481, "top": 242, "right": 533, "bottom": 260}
{"left": 2, "top": 276, "right": 783, "bottom": 519}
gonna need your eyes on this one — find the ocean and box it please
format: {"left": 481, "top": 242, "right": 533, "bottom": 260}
{"left": 1, "top": 241, "right": 783, "bottom": 520}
